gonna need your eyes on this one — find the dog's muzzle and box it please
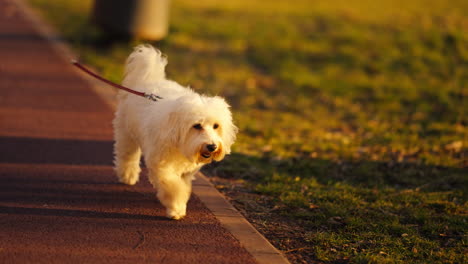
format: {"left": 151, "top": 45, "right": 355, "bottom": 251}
{"left": 201, "top": 144, "right": 217, "bottom": 159}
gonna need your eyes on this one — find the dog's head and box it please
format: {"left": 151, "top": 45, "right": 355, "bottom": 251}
{"left": 164, "top": 94, "right": 237, "bottom": 164}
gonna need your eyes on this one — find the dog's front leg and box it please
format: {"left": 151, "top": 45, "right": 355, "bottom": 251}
{"left": 149, "top": 167, "right": 192, "bottom": 220}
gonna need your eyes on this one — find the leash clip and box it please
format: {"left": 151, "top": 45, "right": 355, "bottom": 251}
{"left": 144, "top": 93, "right": 163, "bottom": 101}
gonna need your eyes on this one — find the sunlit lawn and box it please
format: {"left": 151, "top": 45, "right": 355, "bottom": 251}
{"left": 28, "top": 0, "right": 467, "bottom": 263}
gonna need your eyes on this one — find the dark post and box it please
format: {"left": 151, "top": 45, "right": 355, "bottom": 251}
{"left": 92, "top": 0, "right": 170, "bottom": 40}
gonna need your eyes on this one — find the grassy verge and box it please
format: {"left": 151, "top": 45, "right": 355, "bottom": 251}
{"left": 27, "top": 0, "right": 467, "bottom": 263}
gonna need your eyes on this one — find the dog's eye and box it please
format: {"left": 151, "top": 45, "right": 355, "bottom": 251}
{"left": 213, "top": 123, "right": 219, "bottom": 129}
{"left": 193, "top": 124, "right": 203, "bottom": 130}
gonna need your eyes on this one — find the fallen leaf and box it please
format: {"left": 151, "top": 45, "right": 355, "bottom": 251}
{"left": 309, "top": 203, "right": 319, "bottom": 209}
{"left": 445, "top": 141, "right": 463, "bottom": 151}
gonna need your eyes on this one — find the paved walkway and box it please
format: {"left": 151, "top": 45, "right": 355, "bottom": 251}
{"left": 0, "top": 0, "right": 262, "bottom": 263}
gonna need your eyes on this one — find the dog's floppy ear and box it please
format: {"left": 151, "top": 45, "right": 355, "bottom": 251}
{"left": 220, "top": 116, "right": 238, "bottom": 155}
{"left": 212, "top": 119, "right": 237, "bottom": 162}
{"left": 210, "top": 96, "right": 238, "bottom": 156}
{"left": 164, "top": 109, "right": 190, "bottom": 149}
{"left": 162, "top": 96, "right": 196, "bottom": 149}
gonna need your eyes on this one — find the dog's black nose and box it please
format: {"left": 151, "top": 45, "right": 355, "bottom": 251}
{"left": 206, "top": 144, "right": 217, "bottom": 152}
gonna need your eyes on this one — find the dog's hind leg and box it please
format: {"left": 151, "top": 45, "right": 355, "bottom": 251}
{"left": 113, "top": 127, "right": 142, "bottom": 185}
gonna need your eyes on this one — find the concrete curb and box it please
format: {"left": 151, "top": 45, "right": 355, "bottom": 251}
{"left": 193, "top": 174, "right": 290, "bottom": 264}
{"left": 14, "top": 0, "right": 290, "bottom": 263}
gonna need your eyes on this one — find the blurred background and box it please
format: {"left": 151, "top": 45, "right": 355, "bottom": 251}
{"left": 26, "top": 0, "right": 467, "bottom": 263}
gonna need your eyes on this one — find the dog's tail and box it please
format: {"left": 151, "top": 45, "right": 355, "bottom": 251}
{"left": 122, "top": 44, "right": 167, "bottom": 88}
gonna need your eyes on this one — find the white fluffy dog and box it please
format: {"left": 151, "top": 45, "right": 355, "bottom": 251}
{"left": 113, "top": 45, "right": 237, "bottom": 220}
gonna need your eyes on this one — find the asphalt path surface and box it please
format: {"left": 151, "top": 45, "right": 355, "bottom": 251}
{"left": 0, "top": 0, "right": 256, "bottom": 263}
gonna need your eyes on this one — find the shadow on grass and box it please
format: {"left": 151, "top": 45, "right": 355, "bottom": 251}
{"left": 204, "top": 152, "right": 467, "bottom": 193}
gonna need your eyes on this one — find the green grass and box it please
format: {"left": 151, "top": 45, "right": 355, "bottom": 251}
{"left": 27, "top": 0, "right": 467, "bottom": 263}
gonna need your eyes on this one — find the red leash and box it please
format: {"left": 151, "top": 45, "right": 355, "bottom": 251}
{"left": 71, "top": 60, "right": 162, "bottom": 101}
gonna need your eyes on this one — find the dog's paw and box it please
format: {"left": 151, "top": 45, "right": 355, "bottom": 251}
{"left": 116, "top": 166, "right": 140, "bottom": 185}
{"left": 166, "top": 205, "right": 186, "bottom": 220}
{"left": 118, "top": 176, "right": 138, "bottom": 186}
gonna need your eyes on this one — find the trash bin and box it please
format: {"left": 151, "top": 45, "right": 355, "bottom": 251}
{"left": 92, "top": 0, "right": 170, "bottom": 40}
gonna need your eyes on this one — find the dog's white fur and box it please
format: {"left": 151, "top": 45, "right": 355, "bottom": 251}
{"left": 113, "top": 45, "right": 237, "bottom": 220}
